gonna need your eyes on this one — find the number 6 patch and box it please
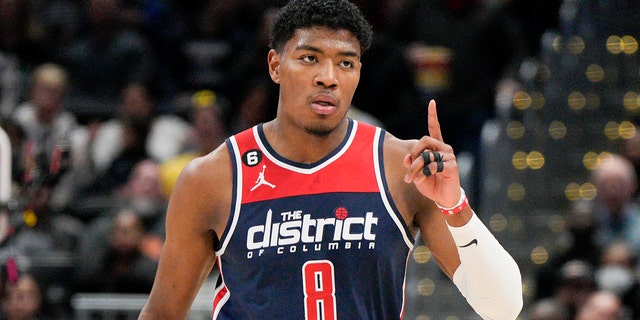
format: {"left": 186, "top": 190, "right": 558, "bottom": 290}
{"left": 242, "top": 149, "right": 263, "bottom": 167}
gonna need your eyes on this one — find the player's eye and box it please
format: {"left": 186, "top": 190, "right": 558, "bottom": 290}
{"left": 302, "top": 55, "right": 317, "bottom": 63}
{"left": 339, "top": 60, "right": 354, "bottom": 68}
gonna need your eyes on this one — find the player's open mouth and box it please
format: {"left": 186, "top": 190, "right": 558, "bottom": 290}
{"left": 311, "top": 95, "right": 337, "bottom": 115}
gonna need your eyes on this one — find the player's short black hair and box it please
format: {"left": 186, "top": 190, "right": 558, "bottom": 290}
{"left": 269, "top": 0, "right": 373, "bottom": 54}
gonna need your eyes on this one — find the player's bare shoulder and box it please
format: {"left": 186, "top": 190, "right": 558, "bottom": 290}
{"left": 382, "top": 132, "right": 416, "bottom": 159}
{"left": 381, "top": 132, "right": 430, "bottom": 226}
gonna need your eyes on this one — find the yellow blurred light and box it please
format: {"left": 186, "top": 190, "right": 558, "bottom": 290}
{"left": 507, "top": 121, "right": 526, "bottom": 139}
{"left": 599, "top": 151, "right": 613, "bottom": 159}
{"left": 565, "top": 182, "right": 581, "bottom": 201}
{"left": 552, "top": 35, "right": 563, "bottom": 53}
{"left": 604, "top": 121, "right": 620, "bottom": 140}
{"left": 607, "top": 35, "right": 623, "bottom": 54}
{"left": 548, "top": 214, "right": 566, "bottom": 233}
{"left": 568, "top": 36, "right": 585, "bottom": 54}
{"left": 580, "top": 182, "right": 597, "bottom": 200}
{"left": 191, "top": 89, "right": 217, "bottom": 109}
{"left": 531, "top": 246, "right": 549, "bottom": 265}
{"left": 623, "top": 91, "right": 639, "bottom": 111}
{"left": 413, "top": 245, "right": 431, "bottom": 264}
{"left": 527, "top": 151, "right": 545, "bottom": 170}
{"left": 417, "top": 278, "right": 435, "bottom": 296}
{"left": 568, "top": 92, "right": 586, "bottom": 110}
{"left": 513, "top": 91, "right": 532, "bottom": 110}
{"left": 509, "top": 216, "right": 524, "bottom": 233}
{"left": 622, "top": 35, "right": 638, "bottom": 54}
{"left": 490, "top": 213, "right": 508, "bottom": 232}
{"left": 508, "top": 183, "right": 526, "bottom": 201}
{"left": 583, "top": 151, "right": 600, "bottom": 170}
{"left": 549, "top": 121, "right": 567, "bottom": 139}
{"left": 512, "top": 151, "right": 528, "bottom": 170}
{"left": 619, "top": 121, "right": 636, "bottom": 139}
{"left": 522, "top": 278, "right": 533, "bottom": 299}
{"left": 23, "top": 210, "right": 38, "bottom": 227}
{"left": 586, "top": 64, "right": 605, "bottom": 82}
{"left": 595, "top": 151, "right": 613, "bottom": 169}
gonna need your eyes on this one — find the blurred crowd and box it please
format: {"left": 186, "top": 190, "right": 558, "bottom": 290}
{"left": 2, "top": 0, "right": 640, "bottom": 319}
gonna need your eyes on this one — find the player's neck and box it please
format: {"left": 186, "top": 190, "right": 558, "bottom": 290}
{"left": 263, "top": 118, "right": 349, "bottom": 164}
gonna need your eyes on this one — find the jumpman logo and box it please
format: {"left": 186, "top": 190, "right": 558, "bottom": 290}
{"left": 251, "top": 165, "right": 276, "bottom": 191}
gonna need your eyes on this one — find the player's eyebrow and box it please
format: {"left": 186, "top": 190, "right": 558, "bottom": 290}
{"left": 295, "top": 44, "right": 360, "bottom": 59}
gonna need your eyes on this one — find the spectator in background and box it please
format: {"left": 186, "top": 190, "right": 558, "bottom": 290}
{"left": 115, "top": 159, "right": 166, "bottom": 236}
{"left": 591, "top": 154, "right": 640, "bottom": 255}
{"left": 11, "top": 63, "right": 76, "bottom": 191}
{"left": 0, "top": 17, "right": 24, "bottom": 118}
{"left": 595, "top": 241, "right": 636, "bottom": 296}
{"left": 173, "top": 0, "right": 252, "bottom": 94}
{"left": 85, "top": 116, "right": 150, "bottom": 200}
{"left": 160, "top": 90, "right": 228, "bottom": 198}
{"left": 550, "top": 259, "right": 597, "bottom": 319}
{"left": 574, "top": 290, "right": 625, "bottom": 320}
{"left": 535, "top": 201, "right": 601, "bottom": 300}
{"left": 0, "top": 273, "right": 45, "bottom": 320}
{"left": 533, "top": 200, "right": 601, "bottom": 301}
{"left": 73, "top": 157, "right": 167, "bottom": 239}
{"left": 0, "top": 0, "right": 51, "bottom": 118}
{"left": 622, "top": 131, "right": 640, "bottom": 199}
{"left": 229, "top": 77, "right": 277, "bottom": 134}
{"left": 110, "top": 158, "right": 167, "bottom": 261}
{"left": 72, "top": 83, "right": 189, "bottom": 218}
{"left": 10, "top": 63, "right": 86, "bottom": 224}
{"left": 527, "top": 298, "right": 569, "bottom": 320}
{"left": 85, "top": 82, "right": 190, "bottom": 175}
{"left": 594, "top": 241, "right": 639, "bottom": 319}
{"left": 223, "top": 6, "right": 281, "bottom": 132}
{"left": 57, "top": 0, "right": 157, "bottom": 123}
{"left": 75, "top": 209, "right": 158, "bottom": 294}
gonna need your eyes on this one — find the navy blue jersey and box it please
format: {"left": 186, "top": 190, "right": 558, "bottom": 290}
{"left": 214, "top": 119, "right": 414, "bottom": 319}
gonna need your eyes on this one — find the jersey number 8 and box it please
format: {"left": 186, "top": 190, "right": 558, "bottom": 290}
{"left": 302, "top": 260, "right": 337, "bottom": 320}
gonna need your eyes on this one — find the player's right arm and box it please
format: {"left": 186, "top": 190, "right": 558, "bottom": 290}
{"left": 138, "top": 145, "right": 232, "bottom": 320}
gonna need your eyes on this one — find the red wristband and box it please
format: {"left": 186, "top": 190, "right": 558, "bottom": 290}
{"left": 436, "top": 188, "right": 469, "bottom": 215}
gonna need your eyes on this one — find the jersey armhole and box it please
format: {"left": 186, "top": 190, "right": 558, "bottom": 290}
{"left": 216, "top": 137, "right": 242, "bottom": 254}
{"left": 375, "top": 129, "right": 415, "bottom": 246}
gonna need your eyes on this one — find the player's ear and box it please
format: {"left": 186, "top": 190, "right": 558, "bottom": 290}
{"left": 268, "top": 49, "right": 281, "bottom": 84}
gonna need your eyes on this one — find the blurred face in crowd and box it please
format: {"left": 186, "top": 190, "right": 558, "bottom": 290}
{"left": 32, "top": 69, "right": 67, "bottom": 125}
{"left": 127, "top": 160, "right": 161, "bottom": 200}
{"left": 2, "top": 275, "right": 42, "bottom": 320}
{"left": 575, "top": 291, "right": 622, "bottom": 320}
{"left": 193, "top": 105, "right": 223, "bottom": 143}
{"left": 592, "top": 155, "right": 637, "bottom": 215}
{"left": 109, "top": 211, "right": 144, "bottom": 256}
{"left": 119, "top": 84, "right": 154, "bottom": 119}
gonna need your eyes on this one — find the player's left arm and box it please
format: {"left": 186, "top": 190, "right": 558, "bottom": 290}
{"left": 403, "top": 100, "right": 523, "bottom": 320}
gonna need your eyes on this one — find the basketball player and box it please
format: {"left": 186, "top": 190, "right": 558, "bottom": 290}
{"left": 139, "top": 0, "right": 523, "bottom": 319}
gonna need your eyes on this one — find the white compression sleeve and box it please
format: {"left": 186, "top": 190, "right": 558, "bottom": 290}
{"left": 448, "top": 212, "right": 523, "bottom": 320}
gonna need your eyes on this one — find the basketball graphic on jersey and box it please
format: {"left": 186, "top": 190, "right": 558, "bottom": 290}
{"left": 335, "top": 207, "right": 348, "bottom": 220}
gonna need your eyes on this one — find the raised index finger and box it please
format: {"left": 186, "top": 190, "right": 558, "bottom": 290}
{"left": 427, "top": 99, "right": 444, "bottom": 142}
